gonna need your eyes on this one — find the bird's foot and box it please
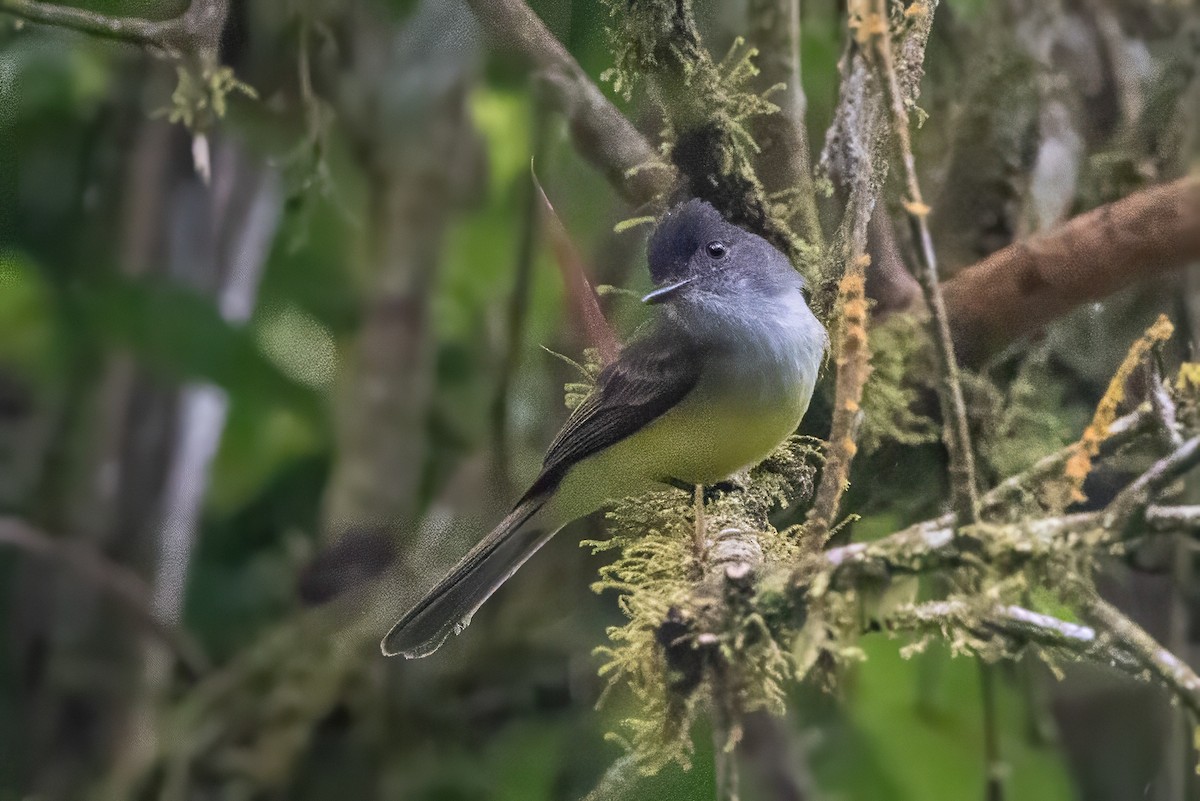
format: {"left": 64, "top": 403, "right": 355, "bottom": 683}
{"left": 702, "top": 481, "right": 742, "bottom": 504}
{"left": 661, "top": 477, "right": 743, "bottom": 504}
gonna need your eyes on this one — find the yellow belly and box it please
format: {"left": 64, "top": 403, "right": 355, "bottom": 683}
{"left": 548, "top": 388, "right": 808, "bottom": 522}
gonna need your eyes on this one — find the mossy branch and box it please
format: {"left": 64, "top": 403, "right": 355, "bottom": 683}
{"left": 603, "top": 0, "right": 803, "bottom": 262}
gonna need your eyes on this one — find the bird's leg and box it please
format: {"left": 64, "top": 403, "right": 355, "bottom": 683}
{"left": 693, "top": 483, "right": 706, "bottom": 561}
{"left": 662, "top": 477, "right": 694, "bottom": 494}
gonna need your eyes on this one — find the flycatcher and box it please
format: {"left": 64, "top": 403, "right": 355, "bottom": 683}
{"left": 383, "top": 198, "right": 827, "bottom": 658}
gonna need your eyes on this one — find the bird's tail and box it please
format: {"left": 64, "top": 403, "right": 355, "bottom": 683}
{"left": 381, "top": 495, "right": 558, "bottom": 658}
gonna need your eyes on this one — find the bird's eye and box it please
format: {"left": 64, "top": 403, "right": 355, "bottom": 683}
{"left": 705, "top": 241, "right": 728, "bottom": 259}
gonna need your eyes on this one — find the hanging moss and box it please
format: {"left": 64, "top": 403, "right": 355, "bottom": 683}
{"left": 583, "top": 437, "right": 820, "bottom": 773}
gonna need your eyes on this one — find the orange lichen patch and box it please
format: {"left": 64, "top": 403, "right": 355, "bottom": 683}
{"left": 848, "top": 1, "right": 888, "bottom": 45}
{"left": 803, "top": 262, "right": 872, "bottom": 549}
{"left": 903, "top": 199, "right": 932, "bottom": 217}
{"left": 1063, "top": 314, "right": 1175, "bottom": 503}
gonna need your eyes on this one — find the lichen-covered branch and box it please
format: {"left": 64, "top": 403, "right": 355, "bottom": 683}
{"left": 804, "top": 260, "right": 871, "bottom": 547}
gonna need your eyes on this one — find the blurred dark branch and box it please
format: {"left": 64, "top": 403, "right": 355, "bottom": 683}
{"left": 944, "top": 176, "right": 1200, "bottom": 364}
{"left": 465, "top": 0, "right": 676, "bottom": 208}
{"left": 0, "top": 517, "right": 208, "bottom": 676}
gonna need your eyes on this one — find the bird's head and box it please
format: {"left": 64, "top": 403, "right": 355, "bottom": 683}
{"left": 642, "top": 199, "right": 804, "bottom": 306}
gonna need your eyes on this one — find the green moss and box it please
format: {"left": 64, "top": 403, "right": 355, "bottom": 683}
{"left": 582, "top": 437, "right": 820, "bottom": 773}
{"left": 859, "top": 314, "right": 940, "bottom": 452}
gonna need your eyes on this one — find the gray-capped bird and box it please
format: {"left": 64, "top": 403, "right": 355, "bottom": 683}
{"left": 383, "top": 198, "right": 827, "bottom": 658}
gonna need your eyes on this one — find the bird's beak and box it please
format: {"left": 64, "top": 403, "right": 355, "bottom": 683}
{"left": 642, "top": 277, "right": 695, "bottom": 305}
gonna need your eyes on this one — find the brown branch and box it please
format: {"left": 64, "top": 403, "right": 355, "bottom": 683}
{"left": 944, "top": 176, "right": 1200, "bottom": 364}
{"left": 804, "top": 258, "right": 871, "bottom": 547}
{"left": 0, "top": 516, "right": 208, "bottom": 676}
{"left": 464, "top": 0, "right": 676, "bottom": 208}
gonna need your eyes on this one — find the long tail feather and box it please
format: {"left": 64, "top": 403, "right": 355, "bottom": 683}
{"left": 382, "top": 495, "right": 555, "bottom": 658}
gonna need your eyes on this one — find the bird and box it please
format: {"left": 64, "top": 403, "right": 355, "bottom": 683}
{"left": 383, "top": 198, "right": 828, "bottom": 658}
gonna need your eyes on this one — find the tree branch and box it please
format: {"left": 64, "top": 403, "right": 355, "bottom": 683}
{"left": 0, "top": 0, "right": 227, "bottom": 55}
{"left": 464, "top": 0, "right": 676, "bottom": 208}
{"left": 1079, "top": 592, "right": 1200, "bottom": 719}
{"left": 944, "top": 176, "right": 1200, "bottom": 364}
{"left": 0, "top": 0, "right": 181, "bottom": 49}
{"left": 804, "top": 258, "right": 870, "bottom": 547}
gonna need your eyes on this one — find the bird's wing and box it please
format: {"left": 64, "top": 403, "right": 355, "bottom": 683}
{"left": 521, "top": 325, "right": 702, "bottom": 502}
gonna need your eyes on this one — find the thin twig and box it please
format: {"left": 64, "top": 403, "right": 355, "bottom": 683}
{"left": 871, "top": 0, "right": 979, "bottom": 524}
{"left": 1103, "top": 436, "right": 1200, "bottom": 532}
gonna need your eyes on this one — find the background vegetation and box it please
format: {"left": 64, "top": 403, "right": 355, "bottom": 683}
{"left": 1, "top": 0, "right": 1199, "bottom": 799}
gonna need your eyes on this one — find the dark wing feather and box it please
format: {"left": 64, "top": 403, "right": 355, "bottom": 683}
{"left": 520, "top": 325, "right": 702, "bottom": 502}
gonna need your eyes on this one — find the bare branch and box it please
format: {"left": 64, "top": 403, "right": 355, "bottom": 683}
{"left": 0, "top": 0, "right": 181, "bottom": 49}
{"left": 1103, "top": 435, "right": 1200, "bottom": 532}
{"left": 0, "top": 0, "right": 228, "bottom": 55}
{"left": 464, "top": 0, "right": 676, "bottom": 208}
{"left": 944, "top": 176, "right": 1200, "bottom": 364}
